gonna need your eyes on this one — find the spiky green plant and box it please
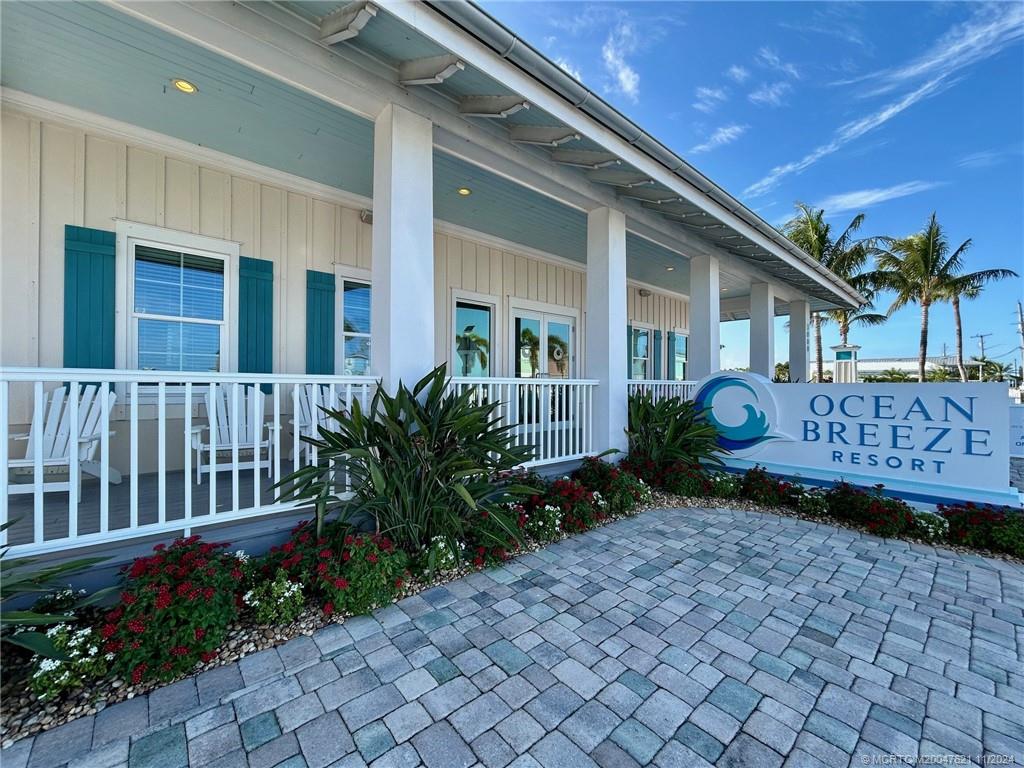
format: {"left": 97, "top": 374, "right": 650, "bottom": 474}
{"left": 626, "top": 392, "right": 725, "bottom": 474}
{"left": 277, "top": 365, "right": 536, "bottom": 558}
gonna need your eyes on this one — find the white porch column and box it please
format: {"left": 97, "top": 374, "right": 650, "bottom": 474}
{"left": 688, "top": 254, "right": 720, "bottom": 380}
{"left": 749, "top": 282, "right": 776, "bottom": 378}
{"left": 586, "top": 207, "right": 628, "bottom": 455}
{"left": 788, "top": 299, "right": 810, "bottom": 382}
{"left": 370, "top": 104, "right": 434, "bottom": 392}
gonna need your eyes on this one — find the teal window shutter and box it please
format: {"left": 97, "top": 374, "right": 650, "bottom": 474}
{"left": 306, "top": 270, "right": 335, "bottom": 375}
{"left": 667, "top": 331, "right": 677, "bottom": 381}
{"left": 653, "top": 330, "right": 662, "bottom": 380}
{"left": 63, "top": 225, "right": 115, "bottom": 369}
{"left": 239, "top": 257, "right": 274, "bottom": 386}
{"left": 626, "top": 324, "right": 633, "bottom": 380}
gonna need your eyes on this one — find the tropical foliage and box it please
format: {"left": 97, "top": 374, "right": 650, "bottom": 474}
{"left": 278, "top": 365, "right": 534, "bottom": 556}
{"left": 625, "top": 392, "right": 724, "bottom": 480}
{"left": 873, "top": 213, "right": 1016, "bottom": 382}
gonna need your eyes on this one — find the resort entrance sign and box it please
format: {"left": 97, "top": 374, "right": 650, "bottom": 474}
{"left": 693, "top": 372, "right": 1019, "bottom": 506}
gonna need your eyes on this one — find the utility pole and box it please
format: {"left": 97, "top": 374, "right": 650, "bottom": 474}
{"left": 972, "top": 332, "right": 991, "bottom": 381}
{"left": 1017, "top": 301, "right": 1023, "bottom": 382}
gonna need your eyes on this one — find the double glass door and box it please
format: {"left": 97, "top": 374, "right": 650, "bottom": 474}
{"left": 511, "top": 310, "right": 575, "bottom": 434}
{"left": 512, "top": 310, "right": 575, "bottom": 380}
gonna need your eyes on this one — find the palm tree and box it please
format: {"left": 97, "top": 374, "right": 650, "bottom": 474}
{"left": 783, "top": 204, "right": 885, "bottom": 381}
{"left": 942, "top": 268, "right": 1018, "bottom": 382}
{"left": 874, "top": 213, "right": 971, "bottom": 382}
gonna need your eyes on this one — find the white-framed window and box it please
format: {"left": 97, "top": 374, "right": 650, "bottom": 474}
{"left": 116, "top": 222, "right": 239, "bottom": 373}
{"left": 451, "top": 290, "right": 499, "bottom": 378}
{"left": 672, "top": 331, "right": 689, "bottom": 381}
{"left": 334, "top": 266, "right": 371, "bottom": 375}
{"left": 630, "top": 324, "right": 653, "bottom": 380}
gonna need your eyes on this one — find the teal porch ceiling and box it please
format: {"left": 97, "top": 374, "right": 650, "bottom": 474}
{"left": 1, "top": 1, "right": 690, "bottom": 295}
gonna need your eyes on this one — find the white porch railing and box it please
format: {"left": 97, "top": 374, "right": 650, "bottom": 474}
{"left": 2, "top": 369, "right": 600, "bottom": 556}
{"left": 1, "top": 368, "right": 374, "bottom": 556}
{"left": 449, "top": 377, "right": 598, "bottom": 467}
{"left": 627, "top": 380, "right": 697, "bottom": 402}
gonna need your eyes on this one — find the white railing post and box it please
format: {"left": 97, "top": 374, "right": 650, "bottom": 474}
{"left": 0, "top": 379, "right": 7, "bottom": 546}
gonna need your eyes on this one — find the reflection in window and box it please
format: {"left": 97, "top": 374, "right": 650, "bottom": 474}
{"left": 515, "top": 317, "right": 541, "bottom": 378}
{"left": 631, "top": 327, "right": 650, "bottom": 380}
{"left": 454, "top": 301, "right": 492, "bottom": 377}
{"left": 547, "top": 321, "right": 571, "bottom": 379}
{"left": 133, "top": 245, "right": 224, "bottom": 371}
{"left": 673, "top": 335, "right": 688, "bottom": 381}
{"left": 341, "top": 281, "right": 371, "bottom": 375}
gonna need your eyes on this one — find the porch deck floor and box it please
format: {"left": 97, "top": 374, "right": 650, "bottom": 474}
{"left": 5, "top": 461, "right": 301, "bottom": 548}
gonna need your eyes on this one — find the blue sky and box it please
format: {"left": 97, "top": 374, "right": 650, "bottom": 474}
{"left": 483, "top": 1, "right": 1024, "bottom": 372}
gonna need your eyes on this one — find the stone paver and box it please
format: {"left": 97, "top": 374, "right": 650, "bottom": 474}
{"left": 5, "top": 506, "right": 1023, "bottom": 767}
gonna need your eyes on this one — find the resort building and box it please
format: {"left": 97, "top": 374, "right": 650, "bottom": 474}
{"left": 0, "top": 0, "right": 863, "bottom": 560}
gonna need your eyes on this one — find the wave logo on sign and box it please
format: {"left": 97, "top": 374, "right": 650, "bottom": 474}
{"left": 693, "top": 373, "right": 785, "bottom": 453}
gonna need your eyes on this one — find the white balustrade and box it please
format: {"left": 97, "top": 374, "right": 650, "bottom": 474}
{"left": 627, "top": 380, "right": 697, "bottom": 402}
{"left": 0, "top": 368, "right": 374, "bottom": 556}
{"left": 2, "top": 370, "right": 601, "bottom": 555}
{"left": 449, "top": 377, "right": 598, "bottom": 467}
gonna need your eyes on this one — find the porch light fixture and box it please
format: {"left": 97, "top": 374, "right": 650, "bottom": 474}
{"left": 171, "top": 78, "right": 198, "bottom": 94}
{"left": 457, "top": 187, "right": 472, "bottom": 196}
{"left": 665, "top": 266, "right": 674, "bottom": 272}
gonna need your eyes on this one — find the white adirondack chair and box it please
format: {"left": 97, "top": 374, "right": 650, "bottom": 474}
{"left": 8, "top": 385, "right": 121, "bottom": 494}
{"left": 191, "top": 385, "right": 277, "bottom": 483}
{"left": 292, "top": 384, "right": 338, "bottom": 462}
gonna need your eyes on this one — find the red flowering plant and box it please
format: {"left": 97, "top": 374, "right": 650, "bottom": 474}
{"left": 659, "top": 462, "right": 713, "bottom": 498}
{"left": 466, "top": 504, "right": 522, "bottom": 567}
{"left": 545, "top": 477, "right": 603, "bottom": 533}
{"left": 826, "top": 482, "right": 914, "bottom": 538}
{"left": 261, "top": 519, "right": 337, "bottom": 584}
{"left": 102, "top": 536, "right": 244, "bottom": 684}
{"left": 738, "top": 466, "right": 804, "bottom": 508}
{"left": 939, "top": 502, "right": 1024, "bottom": 556}
{"left": 321, "top": 534, "right": 408, "bottom": 616}
{"left": 572, "top": 456, "right": 652, "bottom": 515}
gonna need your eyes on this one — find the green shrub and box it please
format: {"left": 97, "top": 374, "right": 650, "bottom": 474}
{"left": 626, "top": 393, "right": 725, "bottom": 479}
{"left": 243, "top": 570, "right": 305, "bottom": 625}
{"left": 420, "top": 536, "right": 463, "bottom": 574}
{"left": 102, "top": 537, "right": 244, "bottom": 684}
{"left": 279, "top": 365, "right": 533, "bottom": 553}
{"left": 546, "top": 477, "right": 604, "bottom": 533}
{"left": 708, "top": 472, "right": 741, "bottom": 499}
{"left": 660, "top": 463, "right": 713, "bottom": 497}
{"left": 29, "top": 623, "right": 110, "bottom": 701}
{"left": 826, "top": 483, "right": 914, "bottom": 537}
{"left": 738, "top": 466, "right": 803, "bottom": 507}
{"left": 520, "top": 500, "right": 563, "bottom": 542}
{"left": 795, "top": 487, "right": 828, "bottom": 517}
{"left": 939, "top": 503, "right": 1024, "bottom": 556}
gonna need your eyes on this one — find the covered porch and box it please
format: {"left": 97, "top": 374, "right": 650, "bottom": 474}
{"left": 0, "top": 0, "right": 860, "bottom": 558}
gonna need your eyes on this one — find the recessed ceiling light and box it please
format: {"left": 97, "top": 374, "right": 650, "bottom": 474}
{"left": 665, "top": 266, "right": 675, "bottom": 272}
{"left": 171, "top": 78, "right": 198, "bottom": 94}
{"left": 457, "top": 187, "right": 472, "bottom": 196}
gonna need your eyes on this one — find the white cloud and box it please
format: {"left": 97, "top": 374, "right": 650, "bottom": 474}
{"left": 690, "top": 124, "right": 748, "bottom": 154}
{"left": 693, "top": 86, "right": 728, "bottom": 113}
{"left": 748, "top": 81, "right": 792, "bottom": 107}
{"left": 554, "top": 56, "right": 583, "bottom": 82}
{"left": 814, "top": 181, "right": 944, "bottom": 214}
{"left": 745, "top": 75, "right": 951, "bottom": 197}
{"left": 726, "top": 65, "right": 750, "bottom": 83}
{"left": 756, "top": 47, "right": 800, "bottom": 79}
{"left": 838, "top": 3, "right": 1024, "bottom": 97}
{"left": 602, "top": 22, "right": 640, "bottom": 102}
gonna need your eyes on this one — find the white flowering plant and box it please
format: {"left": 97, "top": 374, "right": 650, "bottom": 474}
{"left": 423, "top": 536, "right": 463, "bottom": 573}
{"left": 524, "top": 503, "right": 563, "bottom": 542}
{"left": 243, "top": 569, "right": 305, "bottom": 625}
{"left": 911, "top": 511, "right": 949, "bottom": 542}
{"left": 29, "top": 624, "right": 109, "bottom": 701}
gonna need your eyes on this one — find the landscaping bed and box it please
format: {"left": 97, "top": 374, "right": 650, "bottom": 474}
{"left": 3, "top": 380, "right": 1021, "bottom": 747}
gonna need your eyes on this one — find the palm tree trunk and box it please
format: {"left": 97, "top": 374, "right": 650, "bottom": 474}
{"left": 918, "top": 302, "right": 929, "bottom": 382}
{"left": 813, "top": 313, "right": 823, "bottom": 382}
{"left": 952, "top": 295, "right": 967, "bottom": 382}
{"left": 840, "top": 316, "right": 849, "bottom": 346}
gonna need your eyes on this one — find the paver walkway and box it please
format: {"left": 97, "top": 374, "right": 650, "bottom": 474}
{"left": 4, "top": 506, "right": 1023, "bottom": 768}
